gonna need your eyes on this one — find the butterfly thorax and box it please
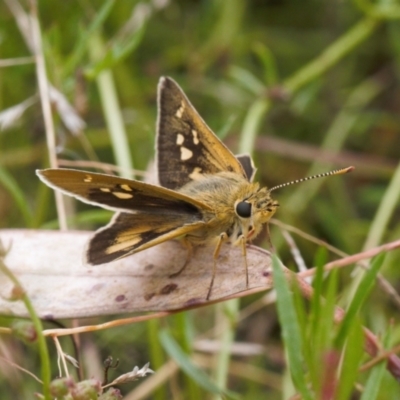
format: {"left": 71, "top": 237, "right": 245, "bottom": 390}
{"left": 177, "top": 171, "right": 279, "bottom": 246}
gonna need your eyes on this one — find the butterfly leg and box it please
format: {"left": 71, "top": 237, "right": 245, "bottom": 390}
{"left": 239, "top": 235, "right": 249, "bottom": 289}
{"left": 207, "top": 232, "right": 228, "bottom": 300}
{"left": 169, "top": 237, "right": 193, "bottom": 279}
{"left": 265, "top": 223, "right": 275, "bottom": 252}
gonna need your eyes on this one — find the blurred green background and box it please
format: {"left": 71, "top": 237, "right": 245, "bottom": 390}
{"left": 1, "top": 0, "right": 400, "bottom": 399}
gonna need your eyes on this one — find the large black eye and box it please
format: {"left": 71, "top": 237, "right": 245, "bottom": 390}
{"left": 236, "top": 201, "right": 252, "bottom": 218}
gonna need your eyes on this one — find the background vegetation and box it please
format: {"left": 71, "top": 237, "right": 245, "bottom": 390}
{"left": 0, "top": 0, "right": 400, "bottom": 399}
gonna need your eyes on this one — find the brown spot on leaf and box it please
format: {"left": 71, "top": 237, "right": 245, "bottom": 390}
{"left": 144, "top": 292, "right": 155, "bottom": 301}
{"left": 144, "top": 264, "right": 154, "bottom": 271}
{"left": 160, "top": 283, "right": 178, "bottom": 295}
{"left": 90, "top": 283, "right": 105, "bottom": 292}
{"left": 184, "top": 298, "right": 203, "bottom": 307}
{"left": 115, "top": 295, "right": 126, "bottom": 302}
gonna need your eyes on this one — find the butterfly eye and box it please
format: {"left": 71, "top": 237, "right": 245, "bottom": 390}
{"left": 236, "top": 201, "right": 252, "bottom": 218}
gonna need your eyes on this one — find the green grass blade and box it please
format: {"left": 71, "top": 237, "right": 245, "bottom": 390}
{"left": 228, "top": 65, "right": 265, "bottom": 95}
{"left": 360, "top": 360, "right": 387, "bottom": 400}
{"left": 88, "top": 32, "right": 134, "bottom": 177}
{"left": 308, "top": 250, "right": 338, "bottom": 393}
{"left": 272, "top": 255, "right": 313, "bottom": 400}
{"left": 0, "top": 166, "right": 32, "bottom": 227}
{"left": 159, "top": 329, "right": 240, "bottom": 399}
{"left": 360, "top": 330, "right": 390, "bottom": 400}
{"left": 238, "top": 98, "right": 269, "bottom": 155}
{"left": 85, "top": 24, "right": 146, "bottom": 80}
{"left": 310, "top": 247, "right": 329, "bottom": 334}
{"left": 172, "top": 312, "right": 201, "bottom": 399}
{"left": 0, "top": 257, "right": 51, "bottom": 399}
{"left": 313, "top": 267, "right": 338, "bottom": 358}
{"left": 62, "top": 0, "right": 116, "bottom": 77}
{"left": 335, "top": 253, "right": 385, "bottom": 349}
{"left": 336, "top": 319, "right": 364, "bottom": 400}
{"left": 252, "top": 42, "right": 279, "bottom": 85}
{"left": 147, "top": 319, "right": 167, "bottom": 400}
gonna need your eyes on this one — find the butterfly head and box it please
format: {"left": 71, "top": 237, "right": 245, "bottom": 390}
{"left": 230, "top": 187, "right": 279, "bottom": 245}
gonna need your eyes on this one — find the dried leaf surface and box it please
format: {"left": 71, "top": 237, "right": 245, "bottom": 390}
{"left": 0, "top": 229, "right": 273, "bottom": 318}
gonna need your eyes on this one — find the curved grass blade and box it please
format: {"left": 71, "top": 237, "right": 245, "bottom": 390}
{"left": 272, "top": 255, "right": 313, "bottom": 400}
{"left": 159, "top": 329, "right": 240, "bottom": 399}
{"left": 335, "top": 253, "right": 386, "bottom": 349}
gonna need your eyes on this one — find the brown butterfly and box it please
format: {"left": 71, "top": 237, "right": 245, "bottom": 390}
{"left": 37, "top": 77, "right": 353, "bottom": 299}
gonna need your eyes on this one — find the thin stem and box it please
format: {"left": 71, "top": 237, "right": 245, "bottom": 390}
{"left": 0, "top": 255, "right": 51, "bottom": 400}
{"left": 53, "top": 336, "right": 70, "bottom": 378}
{"left": 30, "top": 0, "right": 68, "bottom": 230}
{"left": 88, "top": 32, "right": 134, "bottom": 177}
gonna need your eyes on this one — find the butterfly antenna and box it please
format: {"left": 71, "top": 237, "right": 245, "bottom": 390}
{"left": 269, "top": 166, "right": 355, "bottom": 192}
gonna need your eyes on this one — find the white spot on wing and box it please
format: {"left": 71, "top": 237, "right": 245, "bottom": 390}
{"left": 176, "top": 101, "right": 185, "bottom": 118}
{"left": 180, "top": 147, "right": 193, "bottom": 160}
{"left": 189, "top": 167, "right": 203, "bottom": 180}
{"left": 120, "top": 184, "right": 132, "bottom": 191}
{"left": 176, "top": 133, "right": 184, "bottom": 145}
{"left": 112, "top": 192, "right": 133, "bottom": 199}
{"left": 100, "top": 188, "right": 111, "bottom": 192}
{"left": 192, "top": 130, "right": 199, "bottom": 145}
{"left": 83, "top": 175, "right": 92, "bottom": 183}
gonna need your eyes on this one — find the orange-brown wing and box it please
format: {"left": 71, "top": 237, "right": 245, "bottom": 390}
{"left": 87, "top": 212, "right": 204, "bottom": 265}
{"left": 37, "top": 168, "right": 211, "bottom": 265}
{"left": 37, "top": 168, "right": 212, "bottom": 213}
{"left": 157, "top": 77, "right": 246, "bottom": 190}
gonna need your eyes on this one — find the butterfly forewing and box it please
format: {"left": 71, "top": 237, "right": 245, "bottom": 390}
{"left": 88, "top": 212, "right": 205, "bottom": 265}
{"left": 37, "top": 169, "right": 211, "bottom": 214}
{"left": 157, "top": 77, "right": 246, "bottom": 190}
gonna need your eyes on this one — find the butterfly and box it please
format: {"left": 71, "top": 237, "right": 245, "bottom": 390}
{"left": 37, "top": 77, "right": 353, "bottom": 299}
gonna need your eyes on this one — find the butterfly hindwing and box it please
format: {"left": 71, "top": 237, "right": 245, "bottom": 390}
{"left": 88, "top": 212, "right": 205, "bottom": 265}
{"left": 236, "top": 153, "right": 257, "bottom": 182}
{"left": 157, "top": 77, "right": 246, "bottom": 190}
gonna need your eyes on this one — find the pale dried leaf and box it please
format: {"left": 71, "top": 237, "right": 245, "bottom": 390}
{"left": 0, "top": 229, "right": 273, "bottom": 318}
{"left": 49, "top": 85, "right": 86, "bottom": 135}
{"left": 0, "top": 97, "right": 36, "bottom": 131}
{"left": 107, "top": 362, "right": 154, "bottom": 386}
